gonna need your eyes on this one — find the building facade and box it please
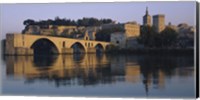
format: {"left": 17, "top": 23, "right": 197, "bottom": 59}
{"left": 124, "top": 22, "right": 140, "bottom": 38}
{"left": 167, "top": 22, "right": 178, "bottom": 32}
{"left": 153, "top": 14, "right": 165, "bottom": 33}
{"left": 110, "top": 32, "right": 127, "bottom": 49}
{"left": 110, "top": 21, "right": 140, "bottom": 49}
{"left": 143, "top": 7, "right": 151, "bottom": 26}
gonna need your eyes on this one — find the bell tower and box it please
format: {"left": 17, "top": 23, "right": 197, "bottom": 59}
{"left": 143, "top": 7, "right": 151, "bottom": 26}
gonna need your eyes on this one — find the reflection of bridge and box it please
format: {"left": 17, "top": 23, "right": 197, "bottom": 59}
{"left": 5, "top": 34, "right": 111, "bottom": 55}
{"left": 4, "top": 54, "right": 192, "bottom": 92}
{"left": 6, "top": 54, "right": 110, "bottom": 79}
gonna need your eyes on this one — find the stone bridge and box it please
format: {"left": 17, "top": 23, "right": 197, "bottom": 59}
{"left": 5, "top": 34, "right": 111, "bottom": 55}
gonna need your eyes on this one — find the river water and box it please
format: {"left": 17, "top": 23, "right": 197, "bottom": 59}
{"left": 1, "top": 54, "right": 195, "bottom": 98}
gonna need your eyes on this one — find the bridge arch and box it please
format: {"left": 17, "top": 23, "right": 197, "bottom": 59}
{"left": 105, "top": 44, "right": 110, "bottom": 50}
{"left": 95, "top": 43, "right": 105, "bottom": 53}
{"left": 30, "top": 38, "right": 59, "bottom": 55}
{"left": 70, "top": 42, "right": 86, "bottom": 54}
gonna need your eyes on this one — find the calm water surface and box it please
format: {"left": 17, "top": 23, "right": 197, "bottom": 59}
{"left": 1, "top": 54, "right": 195, "bottom": 98}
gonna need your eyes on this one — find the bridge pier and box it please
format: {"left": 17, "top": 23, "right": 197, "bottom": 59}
{"left": 87, "top": 48, "right": 96, "bottom": 53}
{"left": 62, "top": 48, "right": 73, "bottom": 54}
{"left": 5, "top": 47, "right": 33, "bottom": 56}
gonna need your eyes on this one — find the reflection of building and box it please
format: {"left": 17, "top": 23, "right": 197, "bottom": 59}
{"left": 153, "top": 14, "right": 165, "bottom": 33}
{"left": 125, "top": 65, "right": 141, "bottom": 83}
{"left": 158, "top": 70, "right": 165, "bottom": 89}
{"left": 5, "top": 52, "right": 194, "bottom": 91}
{"left": 110, "top": 55, "right": 126, "bottom": 75}
{"left": 143, "top": 7, "right": 151, "bottom": 26}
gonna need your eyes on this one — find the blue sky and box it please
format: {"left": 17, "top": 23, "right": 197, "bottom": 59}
{"left": 0, "top": 1, "right": 196, "bottom": 39}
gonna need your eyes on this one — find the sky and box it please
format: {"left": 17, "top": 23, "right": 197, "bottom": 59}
{"left": 0, "top": 1, "right": 196, "bottom": 40}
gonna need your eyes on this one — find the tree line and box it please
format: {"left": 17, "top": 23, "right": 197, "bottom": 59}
{"left": 23, "top": 17, "right": 113, "bottom": 27}
{"left": 137, "top": 25, "right": 179, "bottom": 48}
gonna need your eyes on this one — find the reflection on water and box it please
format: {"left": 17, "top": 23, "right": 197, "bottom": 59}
{"left": 2, "top": 54, "right": 194, "bottom": 98}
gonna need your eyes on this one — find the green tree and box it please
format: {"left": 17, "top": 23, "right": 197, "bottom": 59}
{"left": 23, "top": 19, "right": 35, "bottom": 26}
{"left": 160, "top": 27, "right": 178, "bottom": 48}
{"left": 137, "top": 25, "right": 158, "bottom": 47}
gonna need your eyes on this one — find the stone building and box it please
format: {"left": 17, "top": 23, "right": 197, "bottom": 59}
{"left": 167, "top": 22, "right": 178, "bottom": 32}
{"left": 85, "top": 27, "right": 100, "bottom": 40}
{"left": 83, "top": 31, "right": 90, "bottom": 40}
{"left": 153, "top": 14, "right": 165, "bottom": 33}
{"left": 110, "top": 32, "right": 126, "bottom": 49}
{"left": 87, "top": 31, "right": 96, "bottom": 40}
{"left": 110, "top": 21, "right": 140, "bottom": 49}
{"left": 143, "top": 7, "right": 151, "bottom": 26}
{"left": 124, "top": 21, "right": 140, "bottom": 38}
{"left": 177, "top": 23, "right": 194, "bottom": 38}
{"left": 51, "top": 25, "right": 77, "bottom": 36}
{"left": 177, "top": 23, "right": 194, "bottom": 48}
{"left": 23, "top": 25, "right": 40, "bottom": 34}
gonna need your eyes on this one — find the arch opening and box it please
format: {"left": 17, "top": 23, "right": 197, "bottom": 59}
{"left": 95, "top": 44, "right": 104, "bottom": 54}
{"left": 31, "top": 38, "right": 59, "bottom": 55}
{"left": 70, "top": 42, "right": 85, "bottom": 54}
{"left": 105, "top": 45, "right": 110, "bottom": 50}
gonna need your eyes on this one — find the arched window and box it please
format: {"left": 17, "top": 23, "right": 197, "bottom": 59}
{"left": 88, "top": 43, "right": 90, "bottom": 48}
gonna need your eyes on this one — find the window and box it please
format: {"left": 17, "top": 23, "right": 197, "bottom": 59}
{"left": 63, "top": 41, "right": 65, "bottom": 48}
{"left": 86, "top": 37, "right": 88, "bottom": 40}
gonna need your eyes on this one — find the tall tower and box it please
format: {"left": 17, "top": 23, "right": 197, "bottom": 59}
{"left": 143, "top": 7, "right": 151, "bottom": 26}
{"left": 153, "top": 14, "right": 165, "bottom": 33}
